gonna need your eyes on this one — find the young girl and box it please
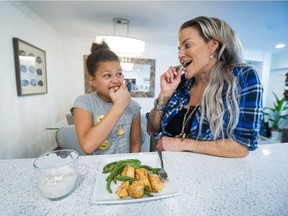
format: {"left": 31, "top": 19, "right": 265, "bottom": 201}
{"left": 71, "top": 41, "right": 141, "bottom": 155}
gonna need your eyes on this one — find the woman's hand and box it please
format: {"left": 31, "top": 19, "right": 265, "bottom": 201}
{"left": 159, "top": 66, "right": 182, "bottom": 97}
{"left": 156, "top": 136, "right": 185, "bottom": 152}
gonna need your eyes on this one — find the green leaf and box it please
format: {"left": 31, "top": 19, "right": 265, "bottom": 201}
{"left": 264, "top": 91, "right": 288, "bottom": 129}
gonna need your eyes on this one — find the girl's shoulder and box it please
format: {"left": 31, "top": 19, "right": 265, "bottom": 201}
{"left": 75, "top": 93, "right": 97, "bottom": 101}
{"left": 128, "top": 99, "right": 141, "bottom": 112}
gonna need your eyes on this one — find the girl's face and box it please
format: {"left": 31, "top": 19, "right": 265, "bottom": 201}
{"left": 90, "top": 61, "right": 124, "bottom": 102}
{"left": 178, "top": 27, "right": 219, "bottom": 79}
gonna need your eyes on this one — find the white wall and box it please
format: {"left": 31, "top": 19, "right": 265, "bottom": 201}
{"left": 243, "top": 50, "right": 272, "bottom": 106}
{"left": 0, "top": 2, "right": 278, "bottom": 159}
{"left": 266, "top": 51, "right": 288, "bottom": 108}
{"left": 0, "top": 2, "right": 68, "bottom": 159}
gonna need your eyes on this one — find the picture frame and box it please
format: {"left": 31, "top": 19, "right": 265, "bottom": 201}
{"left": 13, "top": 38, "right": 48, "bottom": 96}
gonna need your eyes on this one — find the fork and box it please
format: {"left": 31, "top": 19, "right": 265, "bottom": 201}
{"left": 157, "top": 150, "right": 168, "bottom": 180}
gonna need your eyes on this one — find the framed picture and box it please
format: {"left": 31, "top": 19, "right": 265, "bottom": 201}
{"left": 13, "top": 38, "right": 47, "bottom": 96}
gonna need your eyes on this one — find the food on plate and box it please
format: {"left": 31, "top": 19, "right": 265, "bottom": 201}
{"left": 148, "top": 173, "right": 164, "bottom": 193}
{"left": 102, "top": 159, "right": 163, "bottom": 200}
{"left": 128, "top": 181, "right": 145, "bottom": 199}
{"left": 135, "top": 168, "right": 151, "bottom": 190}
{"left": 116, "top": 181, "right": 129, "bottom": 199}
{"left": 121, "top": 165, "right": 135, "bottom": 178}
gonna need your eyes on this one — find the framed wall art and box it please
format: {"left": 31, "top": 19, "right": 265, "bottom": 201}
{"left": 13, "top": 38, "right": 47, "bottom": 96}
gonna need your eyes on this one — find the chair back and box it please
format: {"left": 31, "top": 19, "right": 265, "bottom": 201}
{"left": 281, "top": 128, "right": 288, "bottom": 143}
{"left": 66, "top": 114, "right": 75, "bottom": 125}
{"left": 56, "top": 126, "right": 87, "bottom": 155}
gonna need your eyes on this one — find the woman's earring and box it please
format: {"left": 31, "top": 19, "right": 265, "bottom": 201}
{"left": 210, "top": 54, "right": 215, "bottom": 59}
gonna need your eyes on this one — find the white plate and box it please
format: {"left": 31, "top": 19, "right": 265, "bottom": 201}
{"left": 92, "top": 153, "right": 181, "bottom": 204}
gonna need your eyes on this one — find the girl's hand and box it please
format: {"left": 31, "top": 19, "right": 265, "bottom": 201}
{"left": 160, "top": 66, "right": 182, "bottom": 97}
{"left": 109, "top": 83, "right": 131, "bottom": 109}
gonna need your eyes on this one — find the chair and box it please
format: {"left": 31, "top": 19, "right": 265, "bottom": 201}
{"left": 66, "top": 114, "right": 75, "bottom": 125}
{"left": 56, "top": 121, "right": 150, "bottom": 155}
{"left": 55, "top": 125, "right": 87, "bottom": 155}
{"left": 144, "top": 112, "right": 159, "bottom": 152}
{"left": 281, "top": 128, "right": 288, "bottom": 143}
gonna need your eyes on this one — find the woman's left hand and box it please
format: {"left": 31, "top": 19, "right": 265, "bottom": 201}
{"left": 156, "top": 136, "right": 184, "bottom": 151}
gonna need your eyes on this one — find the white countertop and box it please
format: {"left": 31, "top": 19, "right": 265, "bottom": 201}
{"left": 0, "top": 143, "right": 287, "bottom": 215}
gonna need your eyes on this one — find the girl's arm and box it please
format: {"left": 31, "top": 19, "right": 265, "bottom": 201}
{"left": 130, "top": 112, "right": 141, "bottom": 153}
{"left": 73, "top": 103, "right": 126, "bottom": 154}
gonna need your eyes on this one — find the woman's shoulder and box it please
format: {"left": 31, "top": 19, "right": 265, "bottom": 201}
{"left": 232, "top": 64, "right": 262, "bottom": 86}
{"left": 232, "top": 64, "right": 258, "bottom": 76}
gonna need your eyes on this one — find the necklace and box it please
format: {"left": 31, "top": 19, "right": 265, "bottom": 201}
{"left": 177, "top": 105, "right": 199, "bottom": 139}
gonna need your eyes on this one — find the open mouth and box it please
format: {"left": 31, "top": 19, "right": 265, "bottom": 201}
{"left": 182, "top": 60, "right": 192, "bottom": 69}
{"left": 173, "top": 60, "right": 192, "bottom": 75}
{"left": 174, "top": 61, "right": 192, "bottom": 70}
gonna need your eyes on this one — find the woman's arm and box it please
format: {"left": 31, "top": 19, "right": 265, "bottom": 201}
{"left": 156, "top": 137, "right": 249, "bottom": 158}
{"left": 130, "top": 112, "right": 141, "bottom": 153}
{"left": 148, "top": 66, "right": 183, "bottom": 134}
{"left": 147, "top": 96, "right": 170, "bottom": 134}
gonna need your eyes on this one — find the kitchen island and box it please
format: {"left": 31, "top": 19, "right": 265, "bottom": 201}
{"left": 0, "top": 143, "right": 287, "bottom": 215}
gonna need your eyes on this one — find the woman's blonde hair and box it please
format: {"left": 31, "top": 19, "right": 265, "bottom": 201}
{"left": 180, "top": 16, "right": 245, "bottom": 139}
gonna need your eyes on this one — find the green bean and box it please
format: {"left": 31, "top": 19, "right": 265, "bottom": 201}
{"left": 116, "top": 176, "right": 136, "bottom": 184}
{"left": 106, "top": 178, "right": 113, "bottom": 193}
{"left": 106, "top": 161, "right": 125, "bottom": 181}
{"left": 103, "top": 161, "right": 118, "bottom": 173}
{"left": 103, "top": 159, "right": 141, "bottom": 174}
{"left": 174, "top": 64, "right": 182, "bottom": 69}
{"left": 140, "top": 165, "right": 161, "bottom": 174}
{"left": 106, "top": 163, "right": 126, "bottom": 193}
{"left": 144, "top": 186, "right": 153, "bottom": 197}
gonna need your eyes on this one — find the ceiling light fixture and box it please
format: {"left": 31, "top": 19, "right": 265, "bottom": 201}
{"left": 275, "top": 43, "right": 286, "bottom": 49}
{"left": 96, "top": 18, "right": 145, "bottom": 63}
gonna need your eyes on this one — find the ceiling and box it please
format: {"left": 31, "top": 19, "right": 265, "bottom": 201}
{"left": 19, "top": 1, "right": 288, "bottom": 53}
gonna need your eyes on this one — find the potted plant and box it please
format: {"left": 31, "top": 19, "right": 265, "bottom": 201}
{"left": 264, "top": 92, "right": 288, "bottom": 140}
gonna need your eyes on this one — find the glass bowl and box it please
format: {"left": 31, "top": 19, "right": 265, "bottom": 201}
{"left": 33, "top": 149, "right": 79, "bottom": 200}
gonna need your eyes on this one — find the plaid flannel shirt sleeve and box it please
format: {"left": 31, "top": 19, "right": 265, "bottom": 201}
{"left": 232, "top": 65, "right": 263, "bottom": 150}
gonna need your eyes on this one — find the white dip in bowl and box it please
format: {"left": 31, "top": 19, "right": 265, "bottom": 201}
{"left": 33, "top": 149, "right": 79, "bottom": 200}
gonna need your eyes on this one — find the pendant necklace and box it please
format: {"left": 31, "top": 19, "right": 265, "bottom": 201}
{"left": 178, "top": 105, "right": 199, "bottom": 139}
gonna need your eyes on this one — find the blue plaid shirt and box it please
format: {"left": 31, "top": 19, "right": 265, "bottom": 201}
{"left": 161, "top": 65, "right": 263, "bottom": 151}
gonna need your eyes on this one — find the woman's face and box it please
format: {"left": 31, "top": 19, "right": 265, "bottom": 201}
{"left": 90, "top": 61, "right": 124, "bottom": 102}
{"left": 178, "top": 26, "right": 218, "bottom": 79}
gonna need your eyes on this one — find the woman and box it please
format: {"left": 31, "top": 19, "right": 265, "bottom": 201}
{"left": 148, "top": 16, "right": 263, "bottom": 158}
{"left": 71, "top": 41, "right": 141, "bottom": 154}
